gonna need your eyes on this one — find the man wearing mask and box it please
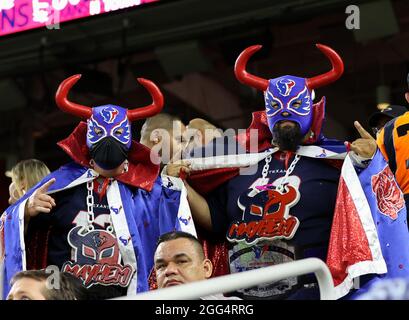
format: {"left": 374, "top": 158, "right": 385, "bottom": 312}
{"left": 0, "top": 75, "right": 194, "bottom": 299}
{"left": 166, "top": 44, "right": 409, "bottom": 300}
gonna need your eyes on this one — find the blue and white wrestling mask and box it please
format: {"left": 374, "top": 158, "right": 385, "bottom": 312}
{"left": 234, "top": 44, "right": 344, "bottom": 138}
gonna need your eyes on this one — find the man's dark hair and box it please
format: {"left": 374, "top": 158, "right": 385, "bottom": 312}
{"left": 10, "top": 270, "right": 88, "bottom": 300}
{"left": 156, "top": 231, "right": 205, "bottom": 259}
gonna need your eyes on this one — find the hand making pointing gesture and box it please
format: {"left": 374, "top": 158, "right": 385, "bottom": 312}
{"left": 345, "top": 121, "right": 377, "bottom": 158}
{"left": 25, "top": 178, "right": 56, "bottom": 218}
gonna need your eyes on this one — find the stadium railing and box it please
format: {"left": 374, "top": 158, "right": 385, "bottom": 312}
{"left": 114, "top": 257, "right": 335, "bottom": 300}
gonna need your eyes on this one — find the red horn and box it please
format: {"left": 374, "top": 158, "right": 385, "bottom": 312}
{"left": 55, "top": 74, "right": 92, "bottom": 119}
{"left": 234, "top": 45, "right": 269, "bottom": 91}
{"left": 127, "top": 78, "right": 164, "bottom": 122}
{"left": 306, "top": 44, "right": 344, "bottom": 90}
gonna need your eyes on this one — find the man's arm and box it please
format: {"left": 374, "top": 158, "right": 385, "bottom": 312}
{"left": 184, "top": 181, "right": 213, "bottom": 231}
{"left": 165, "top": 162, "right": 213, "bottom": 231}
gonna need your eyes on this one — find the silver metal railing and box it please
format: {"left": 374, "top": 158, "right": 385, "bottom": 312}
{"left": 115, "top": 258, "right": 335, "bottom": 300}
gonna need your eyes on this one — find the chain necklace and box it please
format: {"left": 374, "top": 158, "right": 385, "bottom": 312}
{"left": 86, "top": 179, "right": 114, "bottom": 234}
{"left": 261, "top": 153, "right": 301, "bottom": 192}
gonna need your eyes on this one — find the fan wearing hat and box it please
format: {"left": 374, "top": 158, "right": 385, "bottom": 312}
{"left": 368, "top": 105, "right": 407, "bottom": 137}
{"left": 377, "top": 84, "right": 409, "bottom": 205}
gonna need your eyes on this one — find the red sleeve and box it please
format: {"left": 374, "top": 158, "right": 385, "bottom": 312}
{"left": 187, "top": 167, "right": 239, "bottom": 195}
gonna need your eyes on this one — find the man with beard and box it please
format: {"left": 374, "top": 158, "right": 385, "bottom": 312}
{"left": 272, "top": 121, "right": 303, "bottom": 151}
{"left": 165, "top": 44, "right": 381, "bottom": 300}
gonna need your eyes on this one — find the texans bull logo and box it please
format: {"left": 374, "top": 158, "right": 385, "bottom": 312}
{"left": 227, "top": 185, "right": 300, "bottom": 245}
{"left": 100, "top": 106, "right": 119, "bottom": 124}
{"left": 276, "top": 78, "right": 296, "bottom": 97}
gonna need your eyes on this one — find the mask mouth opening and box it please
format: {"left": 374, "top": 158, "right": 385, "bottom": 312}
{"left": 89, "top": 137, "right": 129, "bottom": 170}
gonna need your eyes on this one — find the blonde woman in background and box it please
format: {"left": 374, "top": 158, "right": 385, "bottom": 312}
{"left": 7, "top": 159, "right": 50, "bottom": 205}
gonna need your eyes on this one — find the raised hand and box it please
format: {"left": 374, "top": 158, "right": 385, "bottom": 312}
{"left": 165, "top": 160, "right": 192, "bottom": 178}
{"left": 345, "top": 121, "right": 377, "bottom": 158}
{"left": 25, "top": 178, "right": 57, "bottom": 218}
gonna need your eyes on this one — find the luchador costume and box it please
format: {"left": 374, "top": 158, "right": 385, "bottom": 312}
{"left": 184, "top": 44, "right": 409, "bottom": 300}
{"left": 0, "top": 76, "right": 195, "bottom": 299}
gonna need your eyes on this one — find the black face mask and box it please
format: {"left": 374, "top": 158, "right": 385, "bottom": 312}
{"left": 89, "top": 137, "right": 129, "bottom": 170}
{"left": 272, "top": 122, "right": 304, "bottom": 152}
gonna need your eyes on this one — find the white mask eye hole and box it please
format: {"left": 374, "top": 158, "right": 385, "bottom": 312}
{"left": 311, "top": 90, "right": 315, "bottom": 100}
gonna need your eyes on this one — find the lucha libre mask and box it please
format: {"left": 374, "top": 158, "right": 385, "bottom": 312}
{"left": 234, "top": 44, "right": 344, "bottom": 137}
{"left": 55, "top": 75, "right": 164, "bottom": 170}
{"left": 87, "top": 105, "right": 131, "bottom": 170}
